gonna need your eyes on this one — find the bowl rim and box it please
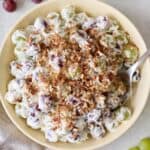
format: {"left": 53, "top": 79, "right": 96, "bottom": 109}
{"left": 0, "top": 0, "right": 149, "bottom": 150}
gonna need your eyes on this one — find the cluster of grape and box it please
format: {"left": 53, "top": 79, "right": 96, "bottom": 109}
{"left": 2, "top": 0, "right": 43, "bottom": 12}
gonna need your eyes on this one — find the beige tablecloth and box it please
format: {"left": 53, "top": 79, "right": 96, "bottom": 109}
{"left": 0, "top": 0, "right": 150, "bottom": 150}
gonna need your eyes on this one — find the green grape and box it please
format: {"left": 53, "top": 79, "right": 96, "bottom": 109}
{"left": 139, "top": 138, "right": 150, "bottom": 150}
{"left": 115, "top": 107, "right": 131, "bottom": 122}
{"left": 123, "top": 44, "right": 138, "bottom": 64}
{"left": 129, "top": 146, "right": 140, "bottom": 150}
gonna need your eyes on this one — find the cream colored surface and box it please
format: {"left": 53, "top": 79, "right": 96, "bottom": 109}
{"left": 0, "top": 0, "right": 150, "bottom": 150}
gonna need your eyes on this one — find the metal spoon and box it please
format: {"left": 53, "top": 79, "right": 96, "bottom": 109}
{"left": 118, "top": 50, "right": 150, "bottom": 100}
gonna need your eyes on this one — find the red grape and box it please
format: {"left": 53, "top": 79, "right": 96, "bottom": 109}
{"left": 3, "top": 0, "right": 17, "bottom": 12}
{"left": 32, "top": 0, "right": 43, "bottom": 4}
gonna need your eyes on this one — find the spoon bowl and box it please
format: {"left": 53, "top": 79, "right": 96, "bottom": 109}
{"left": 118, "top": 50, "right": 150, "bottom": 101}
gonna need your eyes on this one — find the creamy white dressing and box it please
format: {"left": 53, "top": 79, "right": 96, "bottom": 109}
{"left": 71, "top": 32, "right": 89, "bottom": 51}
{"left": 89, "top": 124, "right": 105, "bottom": 138}
{"left": 34, "top": 17, "right": 47, "bottom": 31}
{"left": 12, "top": 30, "right": 27, "bottom": 44}
{"left": 25, "top": 44, "right": 39, "bottom": 57}
{"left": 48, "top": 51, "right": 64, "bottom": 72}
{"left": 87, "top": 109, "right": 101, "bottom": 123}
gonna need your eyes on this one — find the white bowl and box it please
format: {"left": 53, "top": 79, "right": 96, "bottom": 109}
{"left": 0, "top": 0, "right": 150, "bottom": 150}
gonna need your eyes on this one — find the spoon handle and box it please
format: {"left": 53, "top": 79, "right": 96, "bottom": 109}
{"left": 129, "top": 50, "right": 150, "bottom": 74}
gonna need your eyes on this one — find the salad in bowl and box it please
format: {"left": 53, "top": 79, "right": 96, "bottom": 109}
{"left": 5, "top": 5, "right": 140, "bottom": 143}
